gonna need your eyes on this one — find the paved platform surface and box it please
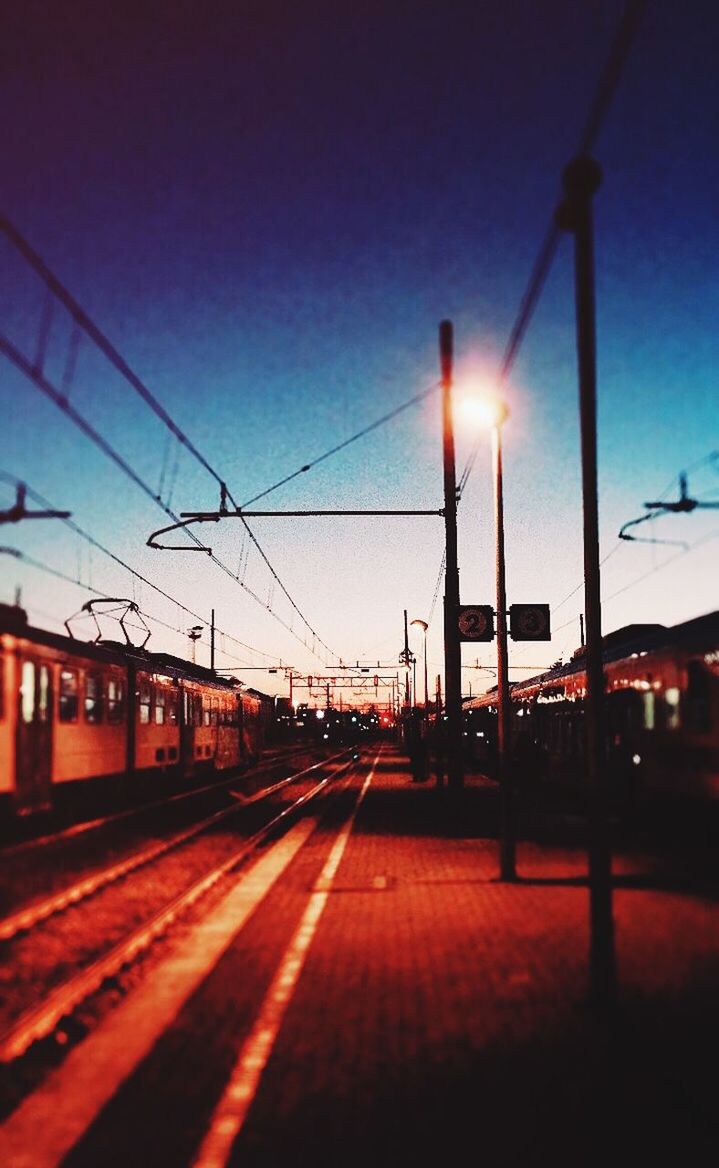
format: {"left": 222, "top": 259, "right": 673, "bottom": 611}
{"left": 6, "top": 742, "right": 718, "bottom": 1167}
{"left": 224, "top": 743, "right": 718, "bottom": 1167}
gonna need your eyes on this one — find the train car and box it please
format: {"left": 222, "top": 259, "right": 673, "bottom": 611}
{"left": 0, "top": 603, "right": 271, "bottom": 818}
{"left": 464, "top": 610, "right": 719, "bottom": 809}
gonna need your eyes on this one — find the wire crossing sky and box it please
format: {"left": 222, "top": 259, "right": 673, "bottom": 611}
{"left": 2, "top": 0, "right": 717, "bottom": 701}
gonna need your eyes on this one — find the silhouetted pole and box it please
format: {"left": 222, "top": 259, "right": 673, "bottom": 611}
{"left": 402, "top": 608, "right": 411, "bottom": 706}
{"left": 557, "top": 155, "right": 616, "bottom": 1005}
{"left": 440, "top": 321, "right": 463, "bottom": 790}
{"left": 492, "top": 416, "right": 516, "bottom": 880}
{"left": 210, "top": 608, "right": 216, "bottom": 674}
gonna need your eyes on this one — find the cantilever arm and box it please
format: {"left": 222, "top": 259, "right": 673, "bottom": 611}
{"left": 618, "top": 511, "right": 688, "bottom": 549}
{"left": 147, "top": 516, "right": 218, "bottom": 552}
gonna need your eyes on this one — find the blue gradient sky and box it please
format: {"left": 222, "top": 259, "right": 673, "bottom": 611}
{"left": 1, "top": 1, "right": 717, "bottom": 703}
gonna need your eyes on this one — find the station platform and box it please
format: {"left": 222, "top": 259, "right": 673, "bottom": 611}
{"left": 221, "top": 742, "right": 717, "bottom": 1167}
{"left": 4, "top": 742, "right": 717, "bottom": 1167}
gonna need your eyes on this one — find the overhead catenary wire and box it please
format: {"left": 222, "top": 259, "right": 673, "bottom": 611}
{"left": 550, "top": 525, "right": 719, "bottom": 638}
{"left": 0, "top": 214, "right": 236, "bottom": 503}
{"left": 0, "top": 332, "right": 335, "bottom": 663}
{"left": 0, "top": 470, "right": 279, "bottom": 663}
{"left": 239, "top": 381, "right": 440, "bottom": 508}
{"left": 457, "top": 0, "right": 648, "bottom": 501}
{"left": 1, "top": 212, "right": 444, "bottom": 663}
{"left": 0, "top": 545, "right": 263, "bottom": 673}
{"left": 551, "top": 450, "right": 719, "bottom": 619}
{"left": 0, "top": 223, "right": 339, "bottom": 662}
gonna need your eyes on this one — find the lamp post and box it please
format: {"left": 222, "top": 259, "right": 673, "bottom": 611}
{"left": 457, "top": 392, "right": 515, "bottom": 880}
{"left": 491, "top": 401, "right": 516, "bottom": 882}
{"left": 411, "top": 619, "right": 429, "bottom": 709}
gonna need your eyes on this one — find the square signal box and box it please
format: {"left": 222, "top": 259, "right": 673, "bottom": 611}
{"left": 509, "top": 603, "right": 551, "bottom": 641}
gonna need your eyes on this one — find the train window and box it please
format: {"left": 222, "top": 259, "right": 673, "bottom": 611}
{"left": 210, "top": 700, "right": 218, "bottom": 727}
{"left": 155, "top": 688, "right": 166, "bottom": 725}
{"left": 38, "top": 666, "right": 51, "bottom": 722}
{"left": 641, "top": 692, "right": 655, "bottom": 731}
{"left": 664, "top": 686, "right": 681, "bottom": 730}
{"left": 203, "top": 699, "right": 211, "bottom": 727}
{"left": 167, "top": 692, "right": 178, "bottom": 725}
{"left": 20, "top": 661, "right": 35, "bottom": 723}
{"left": 139, "top": 679, "right": 152, "bottom": 725}
{"left": 85, "top": 672, "right": 104, "bottom": 723}
{"left": 107, "top": 678, "right": 126, "bottom": 724}
{"left": 59, "top": 669, "right": 79, "bottom": 722}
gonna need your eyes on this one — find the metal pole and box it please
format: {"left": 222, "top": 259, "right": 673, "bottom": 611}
{"left": 423, "top": 627, "right": 429, "bottom": 709}
{"left": 440, "top": 320, "right": 463, "bottom": 790}
{"left": 403, "top": 609, "right": 411, "bottom": 706}
{"left": 580, "top": 612, "right": 585, "bottom": 647}
{"left": 210, "top": 608, "right": 215, "bottom": 674}
{"left": 557, "top": 155, "right": 616, "bottom": 1005}
{"left": 493, "top": 422, "right": 516, "bottom": 880}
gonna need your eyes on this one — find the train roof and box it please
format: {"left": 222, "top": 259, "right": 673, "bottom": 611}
{"left": 0, "top": 605, "right": 241, "bottom": 690}
{"left": 465, "top": 608, "right": 719, "bottom": 707}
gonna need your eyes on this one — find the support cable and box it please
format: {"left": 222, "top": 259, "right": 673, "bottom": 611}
{"left": 0, "top": 333, "right": 335, "bottom": 662}
{"left": 0, "top": 545, "right": 262, "bottom": 671}
{"left": 0, "top": 471, "right": 279, "bottom": 663}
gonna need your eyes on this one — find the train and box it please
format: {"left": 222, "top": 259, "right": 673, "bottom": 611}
{"left": 0, "top": 603, "right": 275, "bottom": 819}
{"left": 463, "top": 609, "right": 719, "bottom": 809}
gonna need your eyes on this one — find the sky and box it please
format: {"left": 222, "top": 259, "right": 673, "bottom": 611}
{"left": 1, "top": 0, "right": 717, "bottom": 707}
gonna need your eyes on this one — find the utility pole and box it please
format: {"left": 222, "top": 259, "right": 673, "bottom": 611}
{"left": 493, "top": 416, "right": 516, "bottom": 881}
{"left": 440, "top": 320, "right": 463, "bottom": 790}
{"left": 557, "top": 155, "right": 616, "bottom": 1006}
{"left": 400, "top": 609, "right": 414, "bottom": 706}
{"left": 210, "top": 608, "right": 216, "bottom": 674}
{"left": 580, "top": 612, "right": 585, "bottom": 647}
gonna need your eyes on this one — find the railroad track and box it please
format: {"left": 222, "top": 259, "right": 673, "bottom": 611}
{"left": 0, "top": 742, "right": 324, "bottom": 860}
{"left": 0, "top": 749, "right": 362, "bottom": 1066}
{"left": 0, "top": 747, "right": 352, "bottom": 942}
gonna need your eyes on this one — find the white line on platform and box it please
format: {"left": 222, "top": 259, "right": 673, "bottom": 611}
{"left": 192, "top": 749, "right": 381, "bottom": 1168}
{"left": 0, "top": 818, "right": 318, "bottom": 1168}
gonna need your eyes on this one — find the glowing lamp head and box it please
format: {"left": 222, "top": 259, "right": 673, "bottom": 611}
{"left": 456, "top": 393, "right": 508, "bottom": 430}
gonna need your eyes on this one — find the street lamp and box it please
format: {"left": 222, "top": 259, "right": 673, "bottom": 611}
{"left": 459, "top": 392, "right": 515, "bottom": 881}
{"left": 410, "top": 619, "right": 429, "bottom": 708}
{"left": 490, "top": 399, "right": 516, "bottom": 882}
{"left": 187, "top": 624, "right": 203, "bottom": 665}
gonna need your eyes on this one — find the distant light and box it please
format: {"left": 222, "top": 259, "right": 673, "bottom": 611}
{"left": 316, "top": 709, "right": 325, "bottom": 720}
{"left": 632, "top": 754, "right": 641, "bottom": 766}
{"left": 351, "top": 715, "right": 357, "bottom": 722}
{"left": 323, "top": 733, "right": 329, "bottom": 739}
